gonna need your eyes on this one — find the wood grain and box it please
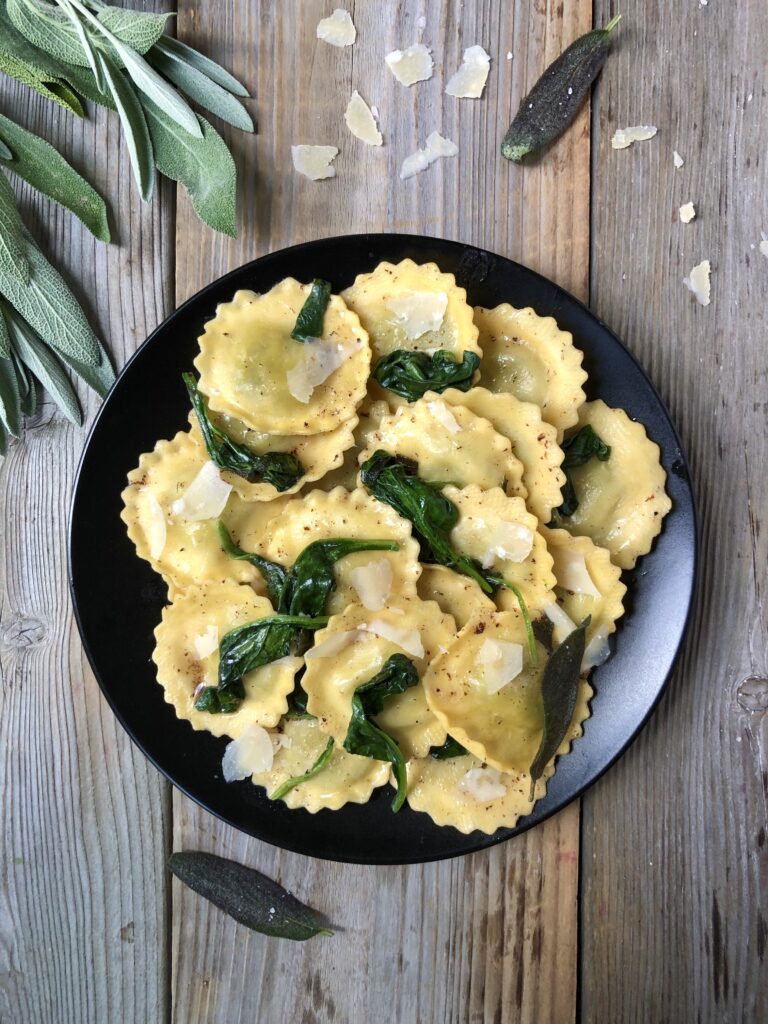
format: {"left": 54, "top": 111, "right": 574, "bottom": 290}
{"left": 581, "top": 1, "right": 768, "bottom": 1021}
{"left": 0, "top": 4, "right": 174, "bottom": 1021}
{"left": 172, "top": 2, "right": 591, "bottom": 1023}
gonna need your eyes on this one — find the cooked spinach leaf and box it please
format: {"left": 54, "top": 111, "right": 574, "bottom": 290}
{"left": 285, "top": 677, "right": 313, "bottom": 720}
{"left": 291, "top": 278, "right": 332, "bottom": 342}
{"left": 217, "top": 520, "right": 286, "bottom": 607}
{"left": 485, "top": 575, "right": 538, "bottom": 666}
{"left": 429, "top": 736, "right": 468, "bottom": 760}
{"left": 555, "top": 425, "right": 611, "bottom": 517}
{"left": 372, "top": 349, "right": 480, "bottom": 401}
{"left": 184, "top": 372, "right": 304, "bottom": 490}
{"left": 343, "top": 654, "right": 419, "bottom": 812}
{"left": 528, "top": 617, "right": 589, "bottom": 799}
{"left": 270, "top": 737, "right": 335, "bottom": 801}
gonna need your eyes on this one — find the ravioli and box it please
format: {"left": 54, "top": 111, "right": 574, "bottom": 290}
{"left": 358, "top": 397, "right": 525, "bottom": 493}
{"left": 302, "top": 597, "right": 456, "bottom": 758}
{"left": 152, "top": 582, "right": 300, "bottom": 738}
{"left": 252, "top": 486, "right": 422, "bottom": 614}
{"left": 251, "top": 718, "right": 390, "bottom": 812}
{"left": 194, "top": 280, "right": 370, "bottom": 435}
{"left": 416, "top": 564, "right": 495, "bottom": 629}
{"left": 443, "top": 485, "right": 556, "bottom": 612}
{"left": 551, "top": 400, "right": 672, "bottom": 569}
{"left": 319, "top": 399, "right": 391, "bottom": 491}
{"left": 341, "top": 259, "right": 480, "bottom": 364}
{"left": 438, "top": 386, "right": 566, "bottom": 522}
{"left": 475, "top": 303, "right": 587, "bottom": 438}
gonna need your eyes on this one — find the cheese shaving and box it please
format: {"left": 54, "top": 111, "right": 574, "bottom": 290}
{"left": 286, "top": 339, "right": 360, "bottom": 403}
{"left": 291, "top": 145, "right": 339, "bottom": 181}
{"left": 349, "top": 560, "right": 393, "bottom": 611}
{"left": 192, "top": 624, "right": 219, "bottom": 661}
{"left": 344, "top": 91, "right": 382, "bottom": 146}
{"left": 305, "top": 630, "right": 362, "bottom": 660}
{"left": 221, "top": 724, "right": 274, "bottom": 781}
{"left": 458, "top": 766, "right": 507, "bottom": 802}
{"left": 759, "top": 234, "right": 768, "bottom": 258}
{"left": 472, "top": 637, "right": 523, "bottom": 694}
{"left": 543, "top": 602, "right": 578, "bottom": 646}
{"left": 611, "top": 125, "right": 658, "bottom": 149}
{"left": 385, "top": 44, "right": 434, "bottom": 86}
{"left": 582, "top": 626, "right": 612, "bottom": 672}
{"left": 445, "top": 45, "right": 491, "bottom": 99}
{"left": 679, "top": 202, "right": 696, "bottom": 223}
{"left": 144, "top": 491, "right": 167, "bottom": 560}
{"left": 386, "top": 290, "right": 448, "bottom": 338}
{"left": 673, "top": 150, "right": 684, "bottom": 168}
{"left": 683, "top": 259, "right": 711, "bottom": 306}
{"left": 316, "top": 9, "right": 356, "bottom": 47}
{"left": 400, "top": 131, "right": 458, "bottom": 179}
{"left": 426, "top": 399, "right": 461, "bottom": 434}
{"left": 479, "top": 521, "right": 535, "bottom": 568}
{"left": 360, "top": 618, "right": 424, "bottom": 658}
{"left": 551, "top": 548, "right": 601, "bottom": 598}
{"left": 171, "top": 460, "right": 232, "bottom": 522}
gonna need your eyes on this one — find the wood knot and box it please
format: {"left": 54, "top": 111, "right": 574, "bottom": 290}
{"left": 2, "top": 616, "right": 48, "bottom": 649}
{"left": 737, "top": 676, "right": 768, "bottom": 713}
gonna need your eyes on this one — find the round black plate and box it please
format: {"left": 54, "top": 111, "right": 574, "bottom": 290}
{"left": 69, "top": 234, "right": 696, "bottom": 865}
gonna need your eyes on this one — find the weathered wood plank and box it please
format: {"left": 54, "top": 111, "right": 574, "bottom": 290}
{"left": 0, "top": 6, "right": 175, "bottom": 1020}
{"left": 581, "top": 1, "right": 768, "bottom": 1021}
{"left": 172, "top": 2, "right": 590, "bottom": 1022}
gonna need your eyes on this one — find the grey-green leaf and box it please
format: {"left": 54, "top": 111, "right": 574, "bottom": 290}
{"left": 0, "top": 14, "right": 86, "bottom": 116}
{"left": 0, "top": 171, "right": 30, "bottom": 283}
{"left": 57, "top": 0, "right": 107, "bottom": 91}
{"left": 96, "top": 51, "right": 154, "bottom": 201}
{"left": 0, "top": 112, "right": 110, "bottom": 241}
{"left": 141, "top": 96, "right": 236, "bottom": 236}
{"left": 6, "top": 307, "right": 82, "bottom": 426}
{"left": 56, "top": 341, "right": 114, "bottom": 398}
{"left": 6, "top": 0, "right": 92, "bottom": 67}
{"left": 0, "top": 299, "right": 10, "bottom": 357}
{"left": 155, "top": 36, "right": 249, "bottom": 97}
{"left": 11, "top": 348, "right": 36, "bottom": 417}
{"left": 96, "top": 7, "right": 173, "bottom": 54}
{"left": 0, "top": 353, "right": 22, "bottom": 435}
{"left": 0, "top": 139, "right": 10, "bottom": 160}
{"left": 168, "top": 852, "right": 334, "bottom": 941}
{"left": 147, "top": 45, "right": 253, "bottom": 132}
{"left": 0, "top": 417, "right": 7, "bottom": 455}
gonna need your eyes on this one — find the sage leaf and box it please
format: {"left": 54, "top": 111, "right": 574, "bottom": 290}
{"left": 217, "top": 520, "right": 287, "bottom": 608}
{"left": 96, "top": 7, "right": 173, "bottom": 55}
{"left": 0, "top": 418, "right": 6, "bottom": 456}
{"left": 95, "top": 50, "right": 154, "bottom": 202}
{"left": 270, "top": 737, "right": 334, "bottom": 801}
{"left": 555, "top": 425, "right": 611, "bottom": 517}
{"left": 168, "top": 852, "right": 333, "bottom": 940}
{"left": 55, "top": 342, "right": 114, "bottom": 399}
{"left": 147, "top": 45, "right": 254, "bottom": 132}
{"left": 0, "top": 301, "right": 10, "bottom": 358}
{"left": 0, "top": 172, "right": 30, "bottom": 283}
{"left": 57, "top": 0, "right": 107, "bottom": 91}
{"left": 154, "top": 36, "right": 249, "bottom": 97}
{"left": 528, "top": 617, "right": 589, "bottom": 799}
{"left": 532, "top": 615, "right": 555, "bottom": 654}
{"left": 12, "top": 349, "right": 36, "bottom": 417}
{"left": 0, "top": 140, "right": 10, "bottom": 160}
{"left": 372, "top": 349, "right": 480, "bottom": 401}
{"left": 291, "top": 279, "right": 332, "bottom": 342}
{"left": 141, "top": 96, "right": 236, "bottom": 236}
{"left": 0, "top": 112, "right": 110, "bottom": 241}
{"left": 7, "top": 0, "right": 94, "bottom": 68}
{"left": 0, "top": 354, "right": 22, "bottom": 436}
{"left": 0, "top": 16, "right": 85, "bottom": 115}
{"left": 429, "top": 736, "right": 468, "bottom": 759}
{"left": 5, "top": 305, "right": 82, "bottom": 425}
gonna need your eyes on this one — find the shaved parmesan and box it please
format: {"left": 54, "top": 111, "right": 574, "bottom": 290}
{"left": 679, "top": 202, "right": 696, "bottom": 223}
{"left": 386, "top": 290, "right": 448, "bottom": 339}
{"left": 582, "top": 626, "right": 612, "bottom": 672}
{"left": 673, "top": 150, "right": 684, "bottom": 168}
{"left": 611, "top": 125, "right": 658, "bottom": 149}
{"left": 349, "top": 560, "right": 393, "bottom": 611}
{"left": 345, "top": 91, "right": 382, "bottom": 146}
{"left": 144, "top": 491, "right": 167, "bottom": 560}
{"left": 193, "top": 625, "right": 219, "bottom": 661}
{"left": 551, "top": 548, "right": 601, "bottom": 598}
{"left": 221, "top": 724, "right": 273, "bottom": 781}
{"left": 759, "top": 234, "right": 768, "bottom": 258}
{"left": 472, "top": 638, "right": 523, "bottom": 694}
{"left": 171, "top": 461, "right": 232, "bottom": 522}
{"left": 445, "top": 45, "right": 491, "bottom": 99}
{"left": 400, "top": 131, "right": 458, "bottom": 179}
{"left": 305, "top": 630, "right": 362, "bottom": 661}
{"left": 360, "top": 619, "right": 424, "bottom": 659}
{"left": 458, "top": 766, "right": 507, "bottom": 802}
{"left": 683, "top": 259, "right": 711, "bottom": 306}
{"left": 316, "top": 9, "right": 356, "bottom": 47}
{"left": 479, "top": 521, "right": 535, "bottom": 568}
{"left": 287, "top": 339, "right": 360, "bottom": 403}
{"left": 291, "top": 145, "right": 338, "bottom": 181}
{"left": 543, "top": 602, "right": 578, "bottom": 645}
{"left": 426, "top": 399, "right": 461, "bottom": 434}
{"left": 385, "top": 44, "right": 433, "bottom": 86}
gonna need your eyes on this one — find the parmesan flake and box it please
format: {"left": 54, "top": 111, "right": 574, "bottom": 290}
{"left": 291, "top": 144, "right": 339, "bottom": 181}
{"left": 551, "top": 548, "right": 601, "bottom": 598}
{"left": 472, "top": 637, "right": 523, "bottom": 694}
{"left": 400, "top": 131, "right": 458, "bottom": 179}
{"left": 543, "top": 602, "right": 578, "bottom": 646}
{"left": 683, "top": 259, "right": 711, "bottom": 306}
{"left": 171, "top": 461, "right": 232, "bottom": 522}
{"left": 344, "top": 91, "right": 383, "bottom": 146}
{"left": 679, "top": 201, "right": 696, "bottom": 224}
{"left": 316, "top": 9, "right": 356, "bottom": 47}
{"left": 582, "top": 626, "right": 612, "bottom": 672}
{"left": 445, "top": 45, "right": 491, "bottom": 99}
{"left": 144, "top": 491, "right": 167, "bottom": 560}
{"left": 360, "top": 619, "right": 424, "bottom": 659}
{"left": 305, "top": 630, "right": 362, "bottom": 660}
{"left": 349, "top": 560, "right": 393, "bottom": 611}
{"left": 221, "top": 724, "right": 274, "bottom": 781}
{"left": 611, "top": 125, "right": 658, "bottom": 149}
{"left": 458, "top": 766, "right": 507, "bottom": 802}
{"left": 426, "top": 399, "right": 461, "bottom": 434}
{"left": 385, "top": 44, "right": 434, "bottom": 86}
{"left": 479, "top": 521, "right": 535, "bottom": 568}
{"left": 673, "top": 149, "right": 684, "bottom": 168}
{"left": 286, "top": 339, "right": 360, "bottom": 403}
{"left": 386, "top": 290, "right": 448, "bottom": 338}
{"left": 192, "top": 624, "right": 219, "bottom": 661}
{"left": 759, "top": 233, "right": 768, "bottom": 258}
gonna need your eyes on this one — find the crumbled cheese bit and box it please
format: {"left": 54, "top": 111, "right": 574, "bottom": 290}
{"left": 479, "top": 521, "right": 535, "bottom": 568}
{"left": 385, "top": 44, "right": 434, "bottom": 87}
{"left": 426, "top": 399, "right": 461, "bottom": 434}
{"left": 458, "top": 766, "right": 507, "bottom": 802}
{"left": 551, "top": 548, "right": 601, "bottom": 598}
{"left": 400, "top": 131, "right": 458, "bottom": 179}
{"left": 683, "top": 259, "right": 711, "bottom": 306}
{"left": 543, "top": 602, "right": 578, "bottom": 646}
{"left": 582, "top": 626, "right": 611, "bottom": 672}
{"left": 360, "top": 619, "right": 424, "bottom": 659}
{"left": 144, "top": 491, "right": 166, "bottom": 560}
{"left": 349, "top": 560, "right": 393, "bottom": 611}
{"left": 506, "top": 51, "right": 513, "bottom": 60}
{"left": 679, "top": 202, "right": 696, "bottom": 223}
{"left": 472, "top": 637, "right": 523, "bottom": 694}
{"left": 291, "top": 145, "right": 339, "bottom": 181}
{"left": 386, "top": 290, "right": 448, "bottom": 338}
{"left": 759, "top": 233, "right": 768, "bottom": 258}
{"left": 286, "top": 338, "right": 360, "bottom": 403}
{"left": 305, "top": 629, "right": 362, "bottom": 660}
{"left": 272, "top": 732, "right": 293, "bottom": 752}
{"left": 445, "top": 45, "right": 491, "bottom": 99}
{"left": 171, "top": 461, "right": 232, "bottom": 522}
{"left": 221, "top": 725, "right": 274, "bottom": 781}
{"left": 193, "top": 624, "right": 219, "bottom": 661}
{"left": 344, "top": 91, "right": 383, "bottom": 146}
{"left": 673, "top": 149, "right": 684, "bottom": 168}
{"left": 611, "top": 125, "right": 658, "bottom": 149}
{"left": 416, "top": 14, "right": 426, "bottom": 29}
{"left": 316, "top": 9, "right": 356, "bottom": 47}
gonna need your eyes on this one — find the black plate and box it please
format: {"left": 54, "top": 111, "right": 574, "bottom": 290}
{"left": 69, "top": 234, "right": 697, "bottom": 865}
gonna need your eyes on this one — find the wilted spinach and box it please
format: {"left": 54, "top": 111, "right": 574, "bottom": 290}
{"left": 555, "top": 425, "right": 611, "bottom": 517}
{"left": 372, "top": 349, "right": 480, "bottom": 401}
{"left": 429, "top": 736, "right": 468, "bottom": 759}
{"left": 217, "top": 521, "right": 287, "bottom": 608}
{"left": 291, "top": 279, "right": 332, "bottom": 342}
{"left": 270, "top": 737, "right": 335, "bottom": 802}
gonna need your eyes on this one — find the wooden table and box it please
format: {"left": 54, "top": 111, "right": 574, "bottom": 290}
{"left": 1, "top": 2, "right": 766, "bottom": 1021}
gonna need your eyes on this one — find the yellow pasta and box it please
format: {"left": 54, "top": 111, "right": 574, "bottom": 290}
{"left": 319, "top": 399, "right": 391, "bottom": 491}
{"left": 416, "top": 564, "right": 496, "bottom": 629}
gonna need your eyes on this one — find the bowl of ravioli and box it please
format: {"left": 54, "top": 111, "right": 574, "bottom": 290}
{"left": 70, "top": 235, "right": 696, "bottom": 863}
